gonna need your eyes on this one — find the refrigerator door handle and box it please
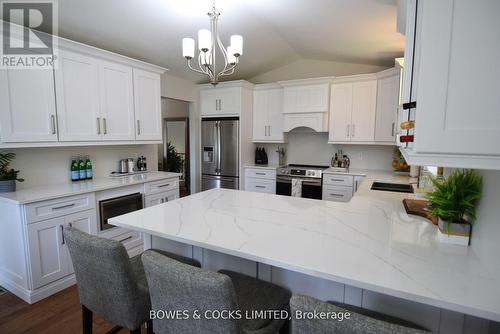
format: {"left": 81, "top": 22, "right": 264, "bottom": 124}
{"left": 217, "top": 121, "right": 222, "bottom": 175}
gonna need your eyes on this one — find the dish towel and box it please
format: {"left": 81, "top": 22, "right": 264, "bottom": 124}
{"left": 291, "top": 178, "right": 302, "bottom": 197}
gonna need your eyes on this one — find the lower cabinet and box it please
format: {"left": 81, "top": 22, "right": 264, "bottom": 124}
{"left": 144, "top": 189, "right": 179, "bottom": 207}
{"left": 27, "top": 209, "right": 96, "bottom": 289}
{"left": 244, "top": 168, "right": 277, "bottom": 194}
{"left": 322, "top": 174, "right": 365, "bottom": 202}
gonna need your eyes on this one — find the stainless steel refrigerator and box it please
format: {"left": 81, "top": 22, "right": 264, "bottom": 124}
{"left": 201, "top": 118, "right": 239, "bottom": 191}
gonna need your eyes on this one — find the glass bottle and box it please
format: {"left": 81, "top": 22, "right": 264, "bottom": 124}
{"left": 78, "top": 156, "right": 87, "bottom": 180}
{"left": 85, "top": 155, "right": 93, "bottom": 180}
{"left": 70, "top": 157, "right": 79, "bottom": 182}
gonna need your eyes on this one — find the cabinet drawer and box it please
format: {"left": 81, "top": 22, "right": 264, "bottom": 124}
{"left": 322, "top": 185, "right": 353, "bottom": 202}
{"left": 323, "top": 174, "right": 354, "bottom": 187}
{"left": 145, "top": 189, "right": 179, "bottom": 207}
{"left": 26, "top": 193, "right": 95, "bottom": 224}
{"left": 245, "top": 178, "right": 276, "bottom": 194}
{"left": 112, "top": 230, "right": 143, "bottom": 252}
{"left": 144, "top": 178, "right": 178, "bottom": 195}
{"left": 245, "top": 168, "right": 276, "bottom": 180}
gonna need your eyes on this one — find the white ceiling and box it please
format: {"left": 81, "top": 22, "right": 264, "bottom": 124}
{"left": 38, "top": 0, "right": 404, "bottom": 82}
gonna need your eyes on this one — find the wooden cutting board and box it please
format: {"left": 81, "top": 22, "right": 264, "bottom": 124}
{"left": 402, "top": 199, "right": 438, "bottom": 225}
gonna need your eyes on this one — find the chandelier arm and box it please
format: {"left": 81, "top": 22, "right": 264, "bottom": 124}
{"left": 198, "top": 52, "right": 213, "bottom": 78}
{"left": 187, "top": 58, "right": 208, "bottom": 75}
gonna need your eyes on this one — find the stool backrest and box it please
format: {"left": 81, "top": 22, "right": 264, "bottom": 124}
{"left": 142, "top": 250, "right": 240, "bottom": 334}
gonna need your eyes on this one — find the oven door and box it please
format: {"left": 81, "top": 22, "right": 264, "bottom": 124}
{"left": 301, "top": 179, "right": 322, "bottom": 200}
{"left": 276, "top": 176, "right": 292, "bottom": 196}
{"left": 99, "top": 192, "right": 143, "bottom": 231}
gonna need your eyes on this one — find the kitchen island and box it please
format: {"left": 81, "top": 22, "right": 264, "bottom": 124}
{"left": 110, "top": 173, "right": 500, "bottom": 332}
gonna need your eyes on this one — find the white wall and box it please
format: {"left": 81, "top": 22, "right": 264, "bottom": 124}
{"left": 257, "top": 131, "right": 395, "bottom": 170}
{"left": 10, "top": 145, "right": 158, "bottom": 189}
{"left": 249, "top": 59, "right": 388, "bottom": 84}
{"left": 162, "top": 98, "right": 190, "bottom": 119}
{"left": 166, "top": 122, "right": 186, "bottom": 154}
{"left": 161, "top": 73, "right": 197, "bottom": 102}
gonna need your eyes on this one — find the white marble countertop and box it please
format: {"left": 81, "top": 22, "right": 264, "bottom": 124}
{"left": 110, "top": 173, "right": 500, "bottom": 322}
{"left": 0, "top": 171, "right": 181, "bottom": 205}
{"left": 243, "top": 164, "right": 282, "bottom": 170}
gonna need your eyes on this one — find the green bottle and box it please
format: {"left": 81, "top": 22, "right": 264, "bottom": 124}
{"left": 78, "top": 156, "right": 87, "bottom": 180}
{"left": 71, "top": 157, "right": 79, "bottom": 182}
{"left": 85, "top": 155, "right": 93, "bottom": 180}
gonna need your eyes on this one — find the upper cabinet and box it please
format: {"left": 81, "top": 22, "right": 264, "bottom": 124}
{"left": 99, "top": 61, "right": 136, "bottom": 141}
{"left": 0, "top": 67, "right": 57, "bottom": 143}
{"left": 374, "top": 69, "right": 400, "bottom": 143}
{"left": 0, "top": 32, "right": 165, "bottom": 147}
{"left": 200, "top": 86, "right": 241, "bottom": 117}
{"left": 253, "top": 85, "right": 285, "bottom": 143}
{"left": 328, "top": 75, "right": 378, "bottom": 144}
{"left": 133, "top": 69, "right": 162, "bottom": 141}
{"left": 55, "top": 50, "right": 102, "bottom": 141}
{"left": 399, "top": 0, "right": 500, "bottom": 169}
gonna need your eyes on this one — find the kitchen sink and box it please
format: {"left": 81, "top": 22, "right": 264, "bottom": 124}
{"left": 371, "top": 182, "right": 414, "bottom": 193}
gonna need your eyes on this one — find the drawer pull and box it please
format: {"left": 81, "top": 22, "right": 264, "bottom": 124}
{"left": 255, "top": 172, "right": 266, "bottom": 175}
{"left": 255, "top": 185, "right": 266, "bottom": 189}
{"left": 52, "top": 203, "right": 76, "bottom": 211}
{"left": 60, "top": 225, "right": 65, "bottom": 245}
{"left": 329, "top": 193, "right": 344, "bottom": 197}
{"left": 118, "top": 236, "right": 133, "bottom": 243}
{"left": 157, "top": 184, "right": 171, "bottom": 188}
{"left": 330, "top": 179, "right": 345, "bottom": 182}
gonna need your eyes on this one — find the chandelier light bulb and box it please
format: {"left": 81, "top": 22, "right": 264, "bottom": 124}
{"left": 230, "top": 35, "right": 243, "bottom": 56}
{"left": 182, "top": 38, "right": 195, "bottom": 59}
{"left": 198, "top": 29, "right": 212, "bottom": 52}
{"left": 227, "top": 46, "right": 237, "bottom": 65}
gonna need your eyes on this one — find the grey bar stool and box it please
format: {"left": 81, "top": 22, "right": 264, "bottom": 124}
{"left": 142, "top": 249, "right": 291, "bottom": 334}
{"left": 290, "top": 295, "right": 429, "bottom": 334}
{"left": 64, "top": 226, "right": 201, "bottom": 334}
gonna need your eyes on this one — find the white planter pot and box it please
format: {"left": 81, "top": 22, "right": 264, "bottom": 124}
{"left": 437, "top": 218, "right": 471, "bottom": 246}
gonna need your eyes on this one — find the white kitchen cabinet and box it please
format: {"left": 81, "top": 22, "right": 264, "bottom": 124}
{"left": 200, "top": 86, "right": 241, "bottom": 117}
{"left": 328, "top": 78, "right": 377, "bottom": 143}
{"left": 399, "top": 0, "right": 500, "bottom": 169}
{"left": 354, "top": 175, "right": 366, "bottom": 193}
{"left": 282, "top": 84, "right": 330, "bottom": 114}
{"left": 0, "top": 67, "right": 57, "bottom": 143}
{"left": 133, "top": 69, "right": 162, "bottom": 141}
{"left": 99, "top": 61, "right": 136, "bottom": 141}
{"left": 55, "top": 50, "right": 102, "bottom": 142}
{"left": 375, "top": 70, "right": 400, "bottom": 143}
{"left": 145, "top": 189, "right": 179, "bottom": 207}
{"left": 253, "top": 86, "right": 285, "bottom": 143}
{"left": 27, "top": 209, "right": 96, "bottom": 289}
{"left": 244, "top": 167, "right": 276, "bottom": 194}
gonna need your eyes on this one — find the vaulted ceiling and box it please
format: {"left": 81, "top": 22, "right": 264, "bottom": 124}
{"left": 18, "top": 0, "right": 405, "bottom": 82}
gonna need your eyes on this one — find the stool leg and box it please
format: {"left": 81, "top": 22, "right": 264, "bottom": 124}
{"left": 82, "top": 305, "right": 93, "bottom": 334}
{"left": 146, "top": 320, "right": 154, "bottom": 334}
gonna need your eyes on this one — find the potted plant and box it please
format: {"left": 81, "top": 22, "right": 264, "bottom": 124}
{"left": 0, "top": 152, "right": 24, "bottom": 192}
{"left": 166, "top": 142, "right": 184, "bottom": 173}
{"left": 427, "top": 169, "right": 482, "bottom": 246}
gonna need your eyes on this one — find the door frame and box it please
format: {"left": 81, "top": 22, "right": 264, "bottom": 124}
{"left": 163, "top": 117, "right": 190, "bottom": 193}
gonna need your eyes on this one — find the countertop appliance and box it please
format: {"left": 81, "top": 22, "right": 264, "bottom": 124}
{"left": 202, "top": 118, "right": 239, "bottom": 190}
{"left": 137, "top": 156, "right": 147, "bottom": 171}
{"left": 99, "top": 192, "right": 143, "bottom": 231}
{"left": 276, "top": 164, "right": 328, "bottom": 199}
{"left": 119, "top": 159, "right": 129, "bottom": 173}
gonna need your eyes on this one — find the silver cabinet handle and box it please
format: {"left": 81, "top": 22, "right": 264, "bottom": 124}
{"left": 329, "top": 193, "right": 344, "bottom": 197}
{"left": 255, "top": 172, "right": 266, "bottom": 175}
{"left": 346, "top": 124, "right": 350, "bottom": 137}
{"left": 97, "top": 117, "right": 101, "bottom": 135}
{"left": 50, "top": 115, "right": 56, "bottom": 134}
{"left": 160, "top": 198, "right": 164, "bottom": 203}
{"left": 219, "top": 99, "right": 222, "bottom": 111}
{"left": 351, "top": 124, "right": 355, "bottom": 137}
{"left": 215, "top": 99, "right": 218, "bottom": 111}
{"left": 137, "top": 120, "right": 141, "bottom": 135}
{"left": 118, "top": 236, "right": 133, "bottom": 243}
{"left": 165, "top": 197, "right": 169, "bottom": 202}
{"left": 268, "top": 125, "right": 271, "bottom": 136}
{"left": 255, "top": 185, "right": 266, "bottom": 189}
{"left": 52, "top": 203, "right": 75, "bottom": 211}
{"left": 391, "top": 122, "right": 395, "bottom": 137}
{"left": 157, "top": 184, "right": 170, "bottom": 188}
{"left": 331, "top": 179, "right": 345, "bottom": 182}
{"left": 103, "top": 117, "right": 107, "bottom": 135}
{"left": 60, "top": 225, "right": 65, "bottom": 245}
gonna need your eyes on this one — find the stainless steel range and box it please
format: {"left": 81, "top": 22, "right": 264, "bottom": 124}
{"left": 276, "top": 164, "right": 329, "bottom": 200}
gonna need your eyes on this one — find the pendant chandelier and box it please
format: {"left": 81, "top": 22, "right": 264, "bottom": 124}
{"left": 181, "top": 1, "right": 243, "bottom": 85}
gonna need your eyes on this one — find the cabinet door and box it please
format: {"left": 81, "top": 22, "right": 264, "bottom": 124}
{"left": 133, "top": 69, "right": 161, "bottom": 141}
{"left": 252, "top": 90, "right": 269, "bottom": 141}
{"left": 217, "top": 87, "right": 240, "bottom": 115}
{"left": 200, "top": 90, "right": 218, "bottom": 116}
{"left": 0, "top": 67, "right": 57, "bottom": 142}
{"left": 27, "top": 217, "right": 70, "bottom": 289}
{"left": 65, "top": 210, "right": 97, "bottom": 273}
{"left": 375, "top": 74, "right": 399, "bottom": 143}
{"left": 267, "top": 89, "right": 284, "bottom": 141}
{"left": 329, "top": 83, "right": 353, "bottom": 142}
{"left": 55, "top": 50, "right": 102, "bottom": 141}
{"left": 99, "top": 61, "right": 135, "bottom": 141}
{"left": 414, "top": 0, "right": 500, "bottom": 155}
{"left": 284, "top": 84, "right": 329, "bottom": 114}
{"left": 350, "top": 80, "right": 377, "bottom": 142}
